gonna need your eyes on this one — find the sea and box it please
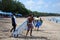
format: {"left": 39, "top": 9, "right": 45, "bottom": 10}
{"left": 47, "top": 17, "right": 60, "bottom": 23}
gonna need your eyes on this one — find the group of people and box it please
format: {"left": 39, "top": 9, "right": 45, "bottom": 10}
{"left": 10, "top": 13, "right": 43, "bottom": 36}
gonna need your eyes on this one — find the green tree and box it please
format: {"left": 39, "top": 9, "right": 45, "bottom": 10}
{"left": 1, "top": 0, "right": 30, "bottom": 16}
{"left": 0, "top": 1, "right": 2, "bottom": 10}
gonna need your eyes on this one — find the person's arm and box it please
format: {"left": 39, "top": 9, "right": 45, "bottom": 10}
{"left": 32, "top": 17, "right": 35, "bottom": 26}
{"left": 27, "top": 17, "right": 29, "bottom": 26}
{"left": 40, "top": 18, "right": 43, "bottom": 23}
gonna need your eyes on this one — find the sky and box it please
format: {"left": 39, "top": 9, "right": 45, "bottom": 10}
{"left": 18, "top": 0, "right": 60, "bottom": 13}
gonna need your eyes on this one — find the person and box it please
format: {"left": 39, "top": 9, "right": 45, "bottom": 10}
{"left": 26, "top": 14, "right": 34, "bottom": 36}
{"left": 35, "top": 16, "right": 43, "bottom": 31}
{"left": 10, "top": 13, "right": 17, "bottom": 32}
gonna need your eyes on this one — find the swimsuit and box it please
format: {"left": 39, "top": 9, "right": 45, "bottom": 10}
{"left": 27, "top": 23, "right": 33, "bottom": 30}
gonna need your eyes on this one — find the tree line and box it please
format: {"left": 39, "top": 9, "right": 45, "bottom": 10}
{"left": 0, "top": 0, "right": 60, "bottom": 17}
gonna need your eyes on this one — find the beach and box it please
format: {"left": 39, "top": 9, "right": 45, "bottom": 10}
{"left": 0, "top": 17, "right": 60, "bottom": 40}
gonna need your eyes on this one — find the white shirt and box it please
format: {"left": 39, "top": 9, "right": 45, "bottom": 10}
{"left": 34, "top": 17, "right": 40, "bottom": 20}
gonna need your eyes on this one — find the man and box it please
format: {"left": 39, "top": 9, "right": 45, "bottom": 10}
{"left": 26, "top": 14, "right": 34, "bottom": 36}
{"left": 35, "top": 16, "right": 43, "bottom": 31}
{"left": 10, "top": 13, "right": 17, "bottom": 32}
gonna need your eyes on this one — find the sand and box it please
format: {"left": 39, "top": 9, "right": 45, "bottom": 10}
{"left": 0, "top": 17, "right": 60, "bottom": 40}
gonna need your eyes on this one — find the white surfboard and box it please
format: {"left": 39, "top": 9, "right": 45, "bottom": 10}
{"left": 12, "top": 20, "right": 28, "bottom": 37}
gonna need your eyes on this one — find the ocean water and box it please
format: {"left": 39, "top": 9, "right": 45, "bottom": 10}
{"left": 55, "top": 17, "right": 60, "bottom": 23}
{"left": 47, "top": 17, "right": 60, "bottom": 23}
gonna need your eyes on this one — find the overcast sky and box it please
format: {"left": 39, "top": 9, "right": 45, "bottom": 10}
{"left": 19, "top": 0, "right": 60, "bottom": 13}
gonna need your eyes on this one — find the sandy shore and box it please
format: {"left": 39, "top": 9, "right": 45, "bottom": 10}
{"left": 0, "top": 17, "right": 60, "bottom": 40}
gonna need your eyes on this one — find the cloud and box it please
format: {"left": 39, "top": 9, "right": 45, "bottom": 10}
{"left": 19, "top": 0, "right": 60, "bottom": 13}
{"left": 20, "top": 0, "right": 49, "bottom": 11}
{"left": 52, "top": 2, "right": 60, "bottom": 8}
{"left": 21, "top": 0, "right": 34, "bottom": 9}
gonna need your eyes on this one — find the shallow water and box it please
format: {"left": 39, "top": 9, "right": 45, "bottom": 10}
{"left": 47, "top": 17, "right": 60, "bottom": 23}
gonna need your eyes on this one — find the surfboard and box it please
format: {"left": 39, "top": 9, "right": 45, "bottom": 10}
{"left": 12, "top": 20, "right": 28, "bottom": 37}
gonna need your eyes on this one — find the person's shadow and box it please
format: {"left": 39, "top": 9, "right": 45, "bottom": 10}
{"left": 13, "top": 34, "right": 50, "bottom": 40}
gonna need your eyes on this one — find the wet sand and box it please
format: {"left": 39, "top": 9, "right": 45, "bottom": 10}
{"left": 0, "top": 17, "right": 60, "bottom": 40}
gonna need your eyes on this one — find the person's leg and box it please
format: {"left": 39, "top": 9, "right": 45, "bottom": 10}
{"left": 13, "top": 25, "right": 16, "bottom": 32}
{"left": 10, "top": 25, "right": 14, "bottom": 32}
{"left": 35, "top": 24, "right": 37, "bottom": 30}
{"left": 37, "top": 26, "right": 39, "bottom": 31}
{"left": 30, "top": 28, "right": 32, "bottom": 36}
{"left": 10, "top": 28, "right": 14, "bottom": 32}
{"left": 26, "top": 28, "right": 29, "bottom": 36}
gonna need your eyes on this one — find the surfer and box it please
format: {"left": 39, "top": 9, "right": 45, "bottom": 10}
{"left": 26, "top": 14, "right": 34, "bottom": 36}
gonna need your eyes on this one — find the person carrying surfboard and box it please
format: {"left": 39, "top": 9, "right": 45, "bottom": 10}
{"left": 26, "top": 14, "right": 34, "bottom": 36}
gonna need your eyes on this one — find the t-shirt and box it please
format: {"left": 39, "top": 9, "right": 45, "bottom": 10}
{"left": 34, "top": 17, "right": 40, "bottom": 21}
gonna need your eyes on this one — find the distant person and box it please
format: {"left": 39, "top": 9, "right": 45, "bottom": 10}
{"left": 26, "top": 14, "right": 34, "bottom": 36}
{"left": 35, "top": 16, "right": 43, "bottom": 31}
{"left": 10, "top": 13, "right": 17, "bottom": 32}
